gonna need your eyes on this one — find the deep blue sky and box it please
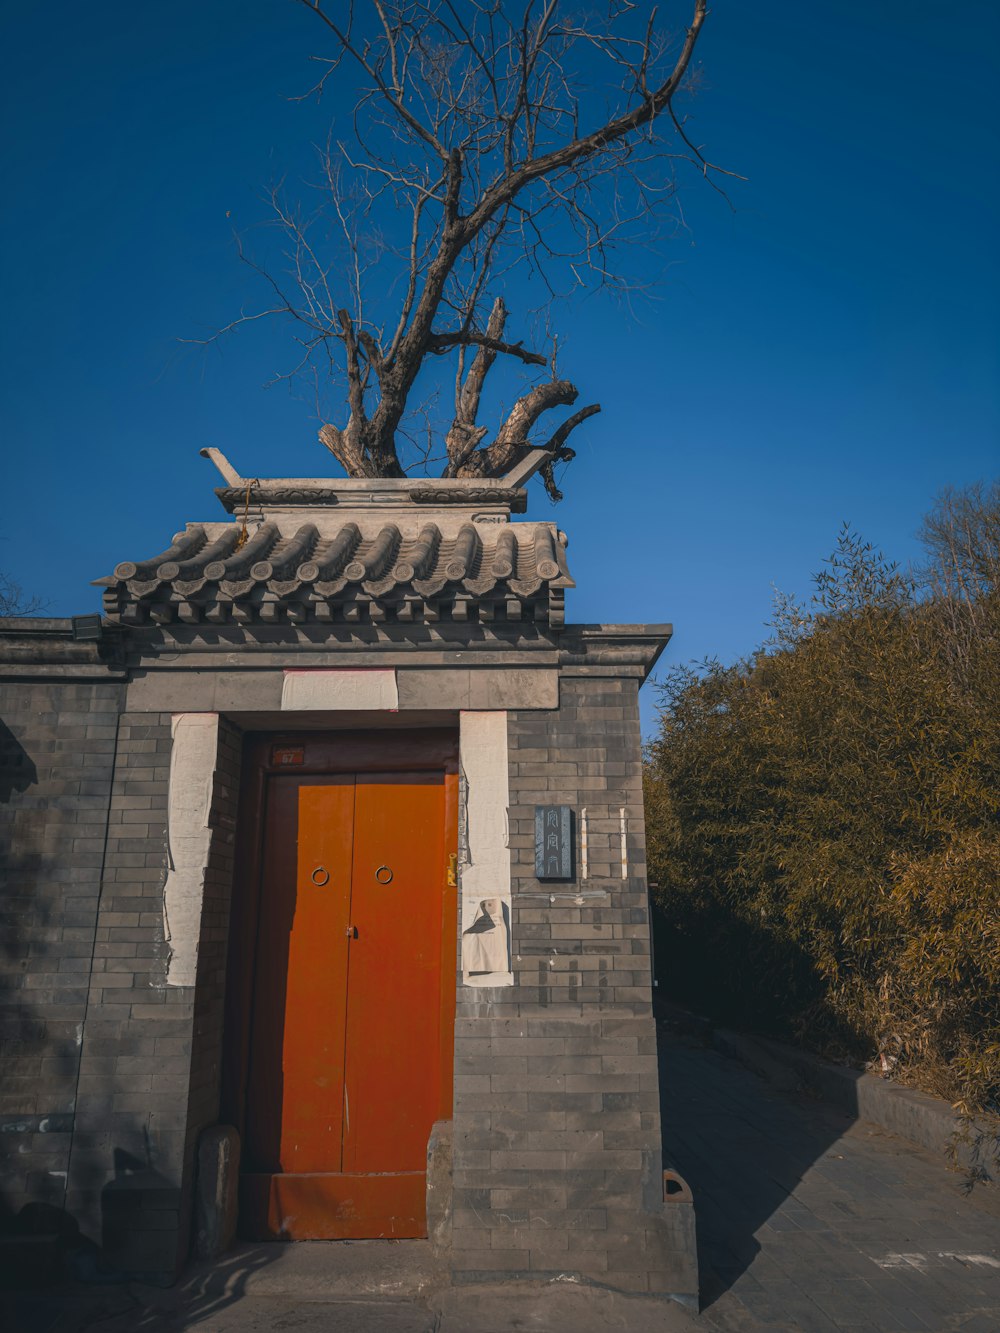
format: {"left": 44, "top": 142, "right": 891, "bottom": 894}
{"left": 2, "top": 3, "right": 997, "bottom": 732}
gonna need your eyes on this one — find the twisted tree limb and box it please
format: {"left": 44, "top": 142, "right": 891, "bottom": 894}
{"left": 537, "top": 403, "right": 601, "bottom": 500}
{"left": 444, "top": 296, "right": 509, "bottom": 475}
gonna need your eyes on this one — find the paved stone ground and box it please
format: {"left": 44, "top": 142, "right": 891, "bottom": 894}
{"left": 1, "top": 1239, "right": 699, "bottom": 1332}
{"left": 5, "top": 1027, "right": 1000, "bottom": 1331}
{"left": 659, "top": 1025, "right": 1000, "bottom": 1332}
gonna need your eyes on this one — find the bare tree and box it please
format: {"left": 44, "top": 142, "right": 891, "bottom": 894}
{"left": 0, "top": 573, "right": 44, "bottom": 616}
{"left": 209, "top": 0, "right": 729, "bottom": 494}
{"left": 917, "top": 479, "right": 1000, "bottom": 686}
{"left": 919, "top": 480, "right": 1000, "bottom": 605}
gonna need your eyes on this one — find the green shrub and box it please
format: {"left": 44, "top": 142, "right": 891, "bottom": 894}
{"left": 645, "top": 484, "right": 1000, "bottom": 1121}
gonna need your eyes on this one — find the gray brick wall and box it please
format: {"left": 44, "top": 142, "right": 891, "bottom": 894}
{"left": 451, "top": 676, "right": 686, "bottom": 1294}
{"left": 0, "top": 681, "right": 124, "bottom": 1229}
{"left": 64, "top": 712, "right": 241, "bottom": 1275}
{"left": 64, "top": 711, "right": 177, "bottom": 1271}
{"left": 3, "top": 659, "right": 689, "bottom": 1293}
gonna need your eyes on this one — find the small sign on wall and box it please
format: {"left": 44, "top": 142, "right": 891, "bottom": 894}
{"left": 535, "top": 805, "right": 573, "bottom": 879}
{"left": 271, "top": 745, "right": 304, "bottom": 767}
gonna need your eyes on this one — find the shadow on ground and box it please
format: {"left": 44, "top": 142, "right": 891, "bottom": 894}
{"left": 655, "top": 1002, "right": 854, "bottom": 1313}
{"left": 0, "top": 1240, "right": 285, "bottom": 1333}
{"left": 2, "top": 1240, "right": 701, "bottom": 1333}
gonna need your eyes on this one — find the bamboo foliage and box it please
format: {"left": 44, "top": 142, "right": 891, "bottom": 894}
{"left": 644, "top": 484, "right": 1000, "bottom": 1140}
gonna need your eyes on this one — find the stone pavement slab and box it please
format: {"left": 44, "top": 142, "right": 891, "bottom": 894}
{"left": 1, "top": 1282, "right": 699, "bottom": 1332}
{"left": 434, "top": 1281, "right": 699, "bottom": 1331}
{"left": 1, "top": 1241, "right": 699, "bottom": 1332}
{"left": 6, "top": 1031, "right": 999, "bottom": 1332}
{"left": 659, "top": 1025, "right": 1000, "bottom": 1332}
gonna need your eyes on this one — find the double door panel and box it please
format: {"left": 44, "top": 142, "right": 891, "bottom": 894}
{"left": 241, "top": 768, "right": 448, "bottom": 1239}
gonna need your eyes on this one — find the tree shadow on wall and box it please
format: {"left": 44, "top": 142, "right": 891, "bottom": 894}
{"left": 0, "top": 718, "right": 88, "bottom": 1298}
{"left": 0, "top": 716, "right": 289, "bottom": 1330}
{"left": 0, "top": 719, "right": 37, "bottom": 800}
{"left": 0, "top": 722, "right": 87, "bottom": 1308}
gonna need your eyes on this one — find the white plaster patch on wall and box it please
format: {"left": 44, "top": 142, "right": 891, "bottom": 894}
{"left": 162, "top": 713, "right": 220, "bottom": 987}
{"left": 281, "top": 668, "right": 398, "bottom": 711}
{"left": 459, "top": 710, "right": 513, "bottom": 988}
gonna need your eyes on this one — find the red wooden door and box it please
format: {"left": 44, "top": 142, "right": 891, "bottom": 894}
{"left": 342, "top": 775, "right": 446, "bottom": 1175}
{"left": 240, "top": 765, "right": 451, "bottom": 1240}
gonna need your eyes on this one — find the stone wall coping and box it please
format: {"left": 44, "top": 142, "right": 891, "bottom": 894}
{"left": 0, "top": 616, "right": 81, "bottom": 635}
{"left": 0, "top": 616, "right": 128, "bottom": 677}
{"left": 200, "top": 449, "right": 525, "bottom": 497}
{"left": 198, "top": 449, "right": 529, "bottom": 517}
{"left": 0, "top": 619, "right": 671, "bottom": 682}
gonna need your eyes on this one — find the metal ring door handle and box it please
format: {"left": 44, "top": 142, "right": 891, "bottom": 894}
{"left": 375, "top": 865, "right": 393, "bottom": 885}
{"left": 311, "top": 867, "right": 330, "bottom": 886}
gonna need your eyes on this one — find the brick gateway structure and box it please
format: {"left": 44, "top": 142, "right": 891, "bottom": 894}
{"left": 0, "top": 451, "right": 697, "bottom": 1302}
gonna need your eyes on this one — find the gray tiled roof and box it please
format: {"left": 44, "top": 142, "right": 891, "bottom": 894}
{"left": 96, "top": 519, "right": 573, "bottom": 626}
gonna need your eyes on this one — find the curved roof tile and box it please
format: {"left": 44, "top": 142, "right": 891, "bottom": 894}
{"left": 114, "top": 526, "right": 207, "bottom": 582}
{"left": 98, "top": 518, "right": 573, "bottom": 626}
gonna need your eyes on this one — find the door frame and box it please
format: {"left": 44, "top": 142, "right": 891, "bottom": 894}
{"left": 221, "top": 727, "right": 460, "bottom": 1179}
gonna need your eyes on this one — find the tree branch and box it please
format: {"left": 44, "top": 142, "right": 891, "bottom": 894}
{"left": 427, "top": 331, "right": 546, "bottom": 366}
{"left": 538, "top": 402, "right": 601, "bottom": 501}
{"left": 219, "top": 1, "right": 720, "bottom": 494}
{"left": 444, "top": 295, "right": 509, "bottom": 474}
{"left": 543, "top": 401, "right": 601, "bottom": 456}
{"left": 295, "top": 0, "right": 451, "bottom": 163}
{"left": 460, "top": 377, "right": 581, "bottom": 478}
{"left": 469, "top": 1, "right": 709, "bottom": 234}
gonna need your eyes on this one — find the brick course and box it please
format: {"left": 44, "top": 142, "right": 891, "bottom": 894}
{"left": 63, "top": 712, "right": 242, "bottom": 1274}
{"left": 0, "top": 681, "right": 124, "bottom": 1224}
{"left": 450, "top": 676, "right": 686, "bottom": 1294}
